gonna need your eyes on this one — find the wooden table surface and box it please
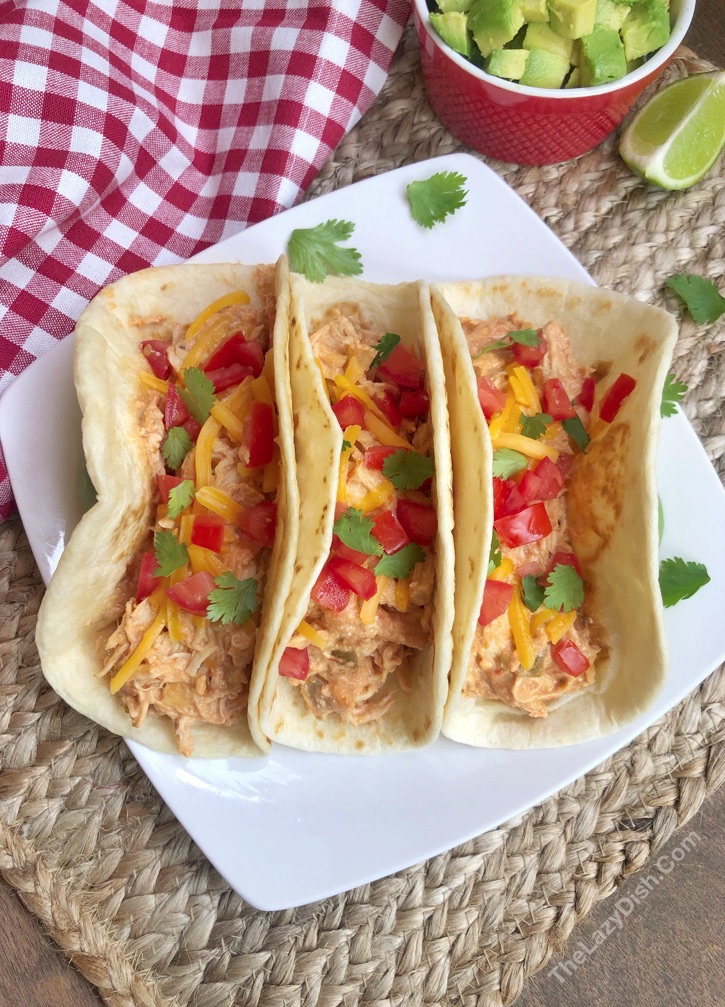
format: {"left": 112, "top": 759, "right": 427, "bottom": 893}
{"left": 2, "top": 8, "right": 723, "bottom": 1007}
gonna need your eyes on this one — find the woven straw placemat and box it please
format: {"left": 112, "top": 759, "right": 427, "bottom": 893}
{"left": 1, "top": 28, "right": 723, "bottom": 1007}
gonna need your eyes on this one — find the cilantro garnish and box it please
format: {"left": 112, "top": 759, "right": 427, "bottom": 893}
{"left": 520, "top": 412, "right": 553, "bottom": 440}
{"left": 287, "top": 219, "right": 363, "bottom": 283}
{"left": 562, "top": 415, "right": 590, "bottom": 453}
{"left": 544, "top": 564, "right": 584, "bottom": 613}
{"left": 370, "top": 332, "right": 401, "bottom": 370}
{"left": 153, "top": 530, "right": 189, "bottom": 578}
{"left": 475, "top": 328, "right": 540, "bottom": 356}
{"left": 162, "top": 426, "right": 193, "bottom": 470}
{"left": 376, "top": 543, "right": 426, "bottom": 579}
{"left": 179, "top": 368, "right": 216, "bottom": 425}
{"left": 406, "top": 170, "right": 468, "bottom": 229}
{"left": 341, "top": 439, "right": 352, "bottom": 452}
{"left": 520, "top": 575, "right": 545, "bottom": 613}
{"left": 487, "top": 529, "right": 502, "bottom": 576}
{"left": 166, "top": 479, "right": 195, "bottom": 520}
{"left": 492, "top": 448, "right": 528, "bottom": 479}
{"left": 666, "top": 274, "right": 725, "bottom": 325}
{"left": 660, "top": 372, "right": 687, "bottom": 418}
{"left": 333, "top": 508, "right": 383, "bottom": 556}
{"left": 382, "top": 449, "right": 435, "bottom": 491}
{"left": 207, "top": 572, "right": 259, "bottom": 625}
{"left": 659, "top": 557, "right": 710, "bottom": 608}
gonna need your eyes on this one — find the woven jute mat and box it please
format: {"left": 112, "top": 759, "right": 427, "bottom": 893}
{"left": 1, "top": 27, "right": 723, "bottom": 1007}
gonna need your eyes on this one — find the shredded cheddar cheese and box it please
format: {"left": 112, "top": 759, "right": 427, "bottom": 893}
{"left": 364, "top": 411, "right": 409, "bottom": 449}
{"left": 492, "top": 432, "right": 559, "bottom": 462}
{"left": 395, "top": 579, "right": 410, "bottom": 613}
{"left": 489, "top": 557, "right": 514, "bottom": 581}
{"left": 356, "top": 479, "right": 395, "bottom": 514}
{"left": 188, "top": 544, "right": 226, "bottom": 577}
{"left": 508, "top": 587, "right": 535, "bottom": 672}
{"left": 195, "top": 485, "right": 245, "bottom": 525}
{"left": 296, "top": 620, "right": 327, "bottom": 650}
{"left": 110, "top": 589, "right": 167, "bottom": 694}
{"left": 195, "top": 415, "right": 222, "bottom": 488}
{"left": 509, "top": 365, "right": 542, "bottom": 413}
{"left": 140, "top": 371, "right": 169, "bottom": 394}
{"left": 360, "top": 577, "right": 385, "bottom": 625}
{"left": 181, "top": 290, "right": 250, "bottom": 370}
{"left": 546, "top": 610, "right": 578, "bottom": 644}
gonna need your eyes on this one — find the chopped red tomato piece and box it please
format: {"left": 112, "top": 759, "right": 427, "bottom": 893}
{"left": 279, "top": 646, "right": 310, "bottom": 681}
{"left": 396, "top": 499, "right": 437, "bottom": 546}
{"left": 332, "top": 394, "right": 366, "bottom": 428}
{"left": 478, "top": 579, "right": 514, "bottom": 628}
{"left": 493, "top": 477, "right": 527, "bottom": 519}
{"left": 181, "top": 417, "right": 202, "bottom": 442}
{"left": 495, "top": 502, "right": 552, "bottom": 548}
{"left": 331, "top": 534, "right": 370, "bottom": 566}
{"left": 542, "top": 378, "right": 576, "bottom": 420}
{"left": 205, "top": 363, "right": 254, "bottom": 393}
{"left": 239, "top": 501, "right": 277, "bottom": 548}
{"left": 364, "top": 444, "right": 400, "bottom": 470}
{"left": 141, "top": 339, "right": 171, "bottom": 380}
{"left": 520, "top": 456, "right": 564, "bottom": 504}
{"left": 329, "top": 557, "right": 377, "bottom": 600}
{"left": 191, "top": 515, "right": 225, "bottom": 553}
{"left": 477, "top": 376, "right": 507, "bottom": 419}
{"left": 547, "top": 550, "right": 582, "bottom": 577}
{"left": 512, "top": 331, "right": 547, "bottom": 368}
{"left": 374, "top": 388, "right": 401, "bottom": 427}
{"left": 242, "top": 401, "right": 275, "bottom": 468}
{"left": 164, "top": 383, "right": 190, "bottom": 429}
{"left": 377, "top": 344, "right": 424, "bottom": 389}
{"left": 204, "top": 333, "right": 264, "bottom": 377}
{"left": 578, "top": 376, "right": 596, "bottom": 412}
{"left": 399, "top": 389, "right": 430, "bottom": 418}
{"left": 136, "top": 551, "right": 160, "bottom": 603}
{"left": 372, "top": 509, "right": 409, "bottom": 554}
{"left": 166, "top": 570, "right": 215, "bottom": 616}
{"left": 311, "top": 562, "right": 351, "bottom": 612}
{"left": 551, "top": 638, "right": 590, "bottom": 677}
{"left": 158, "top": 473, "right": 185, "bottom": 503}
{"left": 599, "top": 373, "right": 636, "bottom": 423}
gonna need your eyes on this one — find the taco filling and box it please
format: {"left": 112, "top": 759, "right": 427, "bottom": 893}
{"left": 100, "top": 268, "right": 281, "bottom": 754}
{"left": 462, "top": 313, "right": 636, "bottom": 718}
{"left": 280, "top": 310, "right": 437, "bottom": 725}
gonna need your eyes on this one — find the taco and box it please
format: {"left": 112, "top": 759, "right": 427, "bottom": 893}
{"left": 256, "top": 275, "right": 455, "bottom": 753}
{"left": 431, "top": 276, "right": 678, "bottom": 748}
{"left": 36, "top": 259, "right": 299, "bottom": 757}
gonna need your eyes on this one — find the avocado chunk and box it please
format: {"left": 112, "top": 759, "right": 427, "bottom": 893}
{"left": 523, "top": 22, "right": 574, "bottom": 62}
{"left": 579, "top": 27, "right": 627, "bottom": 84}
{"left": 520, "top": 0, "right": 550, "bottom": 22}
{"left": 487, "top": 47, "right": 531, "bottom": 79}
{"left": 519, "top": 47, "right": 570, "bottom": 87}
{"left": 436, "top": 0, "right": 474, "bottom": 12}
{"left": 548, "top": 0, "right": 597, "bottom": 39}
{"left": 430, "top": 11, "right": 474, "bottom": 58}
{"left": 594, "top": 0, "right": 631, "bottom": 30}
{"left": 469, "top": 0, "right": 525, "bottom": 58}
{"left": 620, "top": 0, "right": 670, "bottom": 62}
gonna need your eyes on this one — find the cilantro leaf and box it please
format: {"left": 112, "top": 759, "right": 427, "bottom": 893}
{"left": 179, "top": 368, "right": 216, "bottom": 425}
{"left": 287, "top": 219, "right": 363, "bottom": 283}
{"left": 162, "top": 427, "right": 193, "bottom": 470}
{"left": 375, "top": 543, "right": 426, "bottom": 579}
{"left": 370, "top": 332, "right": 401, "bottom": 370}
{"left": 406, "top": 170, "right": 468, "bottom": 229}
{"left": 492, "top": 448, "right": 528, "bottom": 479}
{"left": 207, "top": 572, "right": 259, "bottom": 625}
{"left": 562, "top": 415, "right": 590, "bottom": 453}
{"left": 382, "top": 449, "right": 435, "bottom": 490}
{"left": 660, "top": 372, "right": 687, "bottom": 418}
{"left": 153, "top": 529, "right": 189, "bottom": 578}
{"left": 543, "top": 564, "right": 584, "bottom": 613}
{"left": 487, "top": 529, "right": 502, "bottom": 576}
{"left": 341, "top": 439, "right": 352, "bottom": 452}
{"left": 520, "top": 412, "right": 553, "bottom": 440}
{"left": 659, "top": 556, "right": 710, "bottom": 608}
{"left": 521, "top": 575, "right": 546, "bottom": 613}
{"left": 475, "top": 328, "right": 541, "bottom": 356}
{"left": 666, "top": 274, "right": 725, "bottom": 325}
{"left": 333, "top": 508, "right": 383, "bottom": 556}
{"left": 166, "top": 479, "right": 195, "bottom": 520}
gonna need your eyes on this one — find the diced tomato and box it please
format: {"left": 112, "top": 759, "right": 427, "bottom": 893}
{"left": 331, "top": 534, "right": 370, "bottom": 566}
{"left": 364, "top": 444, "right": 401, "bottom": 470}
{"left": 377, "top": 344, "right": 424, "bottom": 389}
{"left": 399, "top": 389, "right": 430, "bottom": 418}
{"left": 518, "top": 469, "right": 542, "bottom": 505}
{"left": 520, "top": 456, "right": 564, "bottom": 504}
{"left": 181, "top": 417, "right": 202, "bottom": 442}
{"left": 158, "top": 473, "right": 184, "bottom": 503}
{"left": 140, "top": 339, "right": 171, "bottom": 380}
{"left": 239, "top": 501, "right": 277, "bottom": 548}
{"left": 164, "top": 383, "right": 190, "bottom": 429}
{"left": 493, "top": 477, "right": 527, "bottom": 519}
{"left": 478, "top": 579, "right": 514, "bottom": 628}
{"left": 374, "top": 388, "right": 401, "bottom": 427}
{"left": 477, "top": 376, "right": 507, "bottom": 419}
{"left": 542, "top": 378, "right": 576, "bottom": 420}
{"left": 495, "top": 502, "right": 552, "bottom": 548}
{"left": 166, "top": 570, "right": 215, "bottom": 616}
{"left": 512, "top": 331, "right": 548, "bottom": 368}
{"left": 136, "top": 551, "right": 159, "bottom": 603}
{"left": 332, "top": 394, "right": 365, "bottom": 428}
{"left": 191, "top": 515, "right": 225, "bottom": 553}
{"left": 547, "top": 550, "right": 582, "bottom": 577}
{"left": 329, "top": 557, "right": 377, "bottom": 600}
{"left": 396, "top": 499, "right": 437, "bottom": 546}
{"left": 551, "top": 638, "right": 590, "bottom": 677}
{"left": 242, "top": 401, "right": 275, "bottom": 468}
{"left": 311, "top": 562, "right": 351, "bottom": 612}
{"left": 372, "top": 509, "right": 409, "bottom": 554}
{"left": 205, "top": 363, "right": 254, "bottom": 393}
{"left": 279, "top": 646, "right": 310, "bottom": 681}
{"left": 599, "top": 373, "right": 636, "bottom": 423}
{"left": 578, "top": 376, "right": 596, "bottom": 412}
{"left": 204, "top": 333, "right": 264, "bottom": 377}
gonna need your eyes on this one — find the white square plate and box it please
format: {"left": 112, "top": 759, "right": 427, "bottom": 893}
{"left": 2, "top": 153, "right": 724, "bottom": 911}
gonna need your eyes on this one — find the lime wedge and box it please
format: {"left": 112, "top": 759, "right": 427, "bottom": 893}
{"left": 619, "top": 71, "right": 725, "bottom": 190}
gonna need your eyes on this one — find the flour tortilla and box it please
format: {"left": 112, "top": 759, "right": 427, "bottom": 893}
{"left": 36, "top": 259, "right": 298, "bottom": 757}
{"left": 256, "top": 275, "right": 455, "bottom": 754}
{"left": 432, "top": 276, "right": 678, "bottom": 748}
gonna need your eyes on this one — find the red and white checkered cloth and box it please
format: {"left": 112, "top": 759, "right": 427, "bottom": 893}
{"left": 0, "top": 0, "right": 410, "bottom": 521}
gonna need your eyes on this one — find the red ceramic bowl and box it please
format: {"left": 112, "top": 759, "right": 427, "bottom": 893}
{"left": 413, "top": 0, "right": 695, "bottom": 166}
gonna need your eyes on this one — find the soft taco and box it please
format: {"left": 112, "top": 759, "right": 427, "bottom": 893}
{"left": 256, "top": 275, "right": 455, "bottom": 753}
{"left": 431, "top": 276, "right": 678, "bottom": 748}
{"left": 36, "top": 259, "right": 299, "bottom": 757}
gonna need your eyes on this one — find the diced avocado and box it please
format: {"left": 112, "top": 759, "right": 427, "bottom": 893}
{"left": 437, "top": 0, "right": 474, "bottom": 12}
{"left": 520, "top": 0, "right": 550, "bottom": 22}
{"left": 548, "top": 0, "right": 597, "bottom": 39}
{"left": 523, "top": 22, "right": 574, "bottom": 62}
{"left": 570, "top": 39, "right": 582, "bottom": 64}
{"left": 620, "top": 0, "right": 670, "bottom": 62}
{"left": 519, "top": 47, "right": 570, "bottom": 87}
{"left": 430, "top": 12, "right": 474, "bottom": 58}
{"left": 565, "top": 66, "right": 582, "bottom": 86}
{"left": 579, "top": 27, "right": 627, "bottom": 84}
{"left": 487, "top": 47, "right": 531, "bottom": 78}
{"left": 626, "top": 57, "right": 643, "bottom": 72}
{"left": 594, "top": 0, "right": 631, "bottom": 30}
{"left": 469, "top": 0, "right": 525, "bottom": 58}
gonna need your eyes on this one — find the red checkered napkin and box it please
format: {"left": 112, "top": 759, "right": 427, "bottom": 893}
{"left": 0, "top": 0, "right": 411, "bottom": 521}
